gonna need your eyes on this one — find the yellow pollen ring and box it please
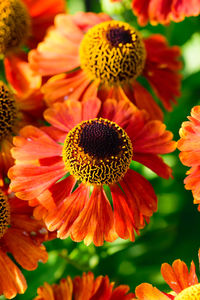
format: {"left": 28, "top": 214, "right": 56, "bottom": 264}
{"left": 0, "top": 81, "right": 18, "bottom": 142}
{"left": 0, "top": 190, "right": 10, "bottom": 239}
{"left": 175, "top": 284, "right": 200, "bottom": 299}
{"left": 62, "top": 118, "right": 133, "bottom": 185}
{"left": 0, "top": 0, "right": 31, "bottom": 54}
{"left": 79, "top": 20, "right": 146, "bottom": 86}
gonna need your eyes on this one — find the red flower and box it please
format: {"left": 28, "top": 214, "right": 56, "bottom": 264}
{"left": 34, "top": 272, "right": 134, "bottom": 300}
{"left": 132, "top": 0, "right": 200, "bottom": 26}
{"left": 177, "top": 106, "right": 200, "bottom": 210}
{"left": 133, "top": 250, "right": 200, "bottom": 299}
{"left": 29, "top": 12, "right": 181, "bottom": 120}
{"left": 8, "top": 98, "right": 176, "bottom": 246}
{"left": 0, "top": 188, "right": 49, "bottom": 299}
{"left": 0, "top": 54, "right": 44, "bottom": 187}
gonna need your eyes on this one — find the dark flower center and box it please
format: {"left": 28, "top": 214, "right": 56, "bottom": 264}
{"left": 79, "top": 120, "right": 122, "bottom": 158}
{"left": 106, "top": 27, "right": 132, "bottom": 47}
{"left": 62, "top": 118, "right": 133, "bottom": 185}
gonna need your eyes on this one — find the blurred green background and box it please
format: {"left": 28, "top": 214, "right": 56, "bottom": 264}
{"left": 2, "top": 0, "right": 200, "bottom": 299}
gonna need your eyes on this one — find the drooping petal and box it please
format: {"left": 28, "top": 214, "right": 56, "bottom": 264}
{"left": 3, "top": 228, "right": 48, "bottom": 270}
{"left": 120, "top": 169, "right": 157, "bottom": 218}
{"left": 143, "top": 34, "right": 181, "bottom": 111}
{"left": 70, "top": 186, "right": 115, "bottom": 246}
{"left": 131, "top": 81, "right": 163, "bottom": 121}
{"left": 42, "top": 71, "right": 92, "bottom": 105}
{"left": 45, "top": 184, "right": 89, "bottom": 238}
{"left": 0, "top": 249, "right": 27, "bottom": 299}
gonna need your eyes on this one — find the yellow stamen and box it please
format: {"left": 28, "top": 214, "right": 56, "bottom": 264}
{"left": 175, "top": 284, "right": 200, "bottom": 299}
{"left": 0, "top": 81, "right": 18, "bottom": 142}
{"left": 0, "top": 190, "right": 10, "bottom": 239}
{"left": 62, "top": 118, "right": 133, "bottom": 185}
{"left": 79, "top": 20, "right": 146, "bottom": 86}
{"left": 0, "top": 0, "right": 30, "bottom": 54}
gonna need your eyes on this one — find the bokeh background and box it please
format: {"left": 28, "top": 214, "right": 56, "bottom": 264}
{"left": 1, "top": 0, "right": 200, "bottom": 298}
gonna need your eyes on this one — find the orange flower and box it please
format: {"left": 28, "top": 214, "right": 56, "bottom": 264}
{"left": 29, "top": 12, "right": 181, "bottom": 120}
{"left": 0, "top": 188, "right": 49, "bottom": 299}
{"left": 8, "top": 98, "right": 176, "bottom": 246}
{"left": 0, "top": 55, "right": 44, "bottom": 187}
{"left": 0, "top": 0, "right": 65, "bottom": 54}
{"left": 132, "top": 0, "right": 200, "bottom": 26}
{"left": 177, "top": 106, "right": 200, "bottom": 210}
{"left": 34, "top": 272, "right": 134, "bottom": 300}
{"left": 133, "top": 250, "right": 200, "bottom": 299}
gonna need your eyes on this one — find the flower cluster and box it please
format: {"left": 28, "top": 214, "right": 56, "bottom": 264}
{"left": 0, "top": 0, "right": 199, "bottom": 299}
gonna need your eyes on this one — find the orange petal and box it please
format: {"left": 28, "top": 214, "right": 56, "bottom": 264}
{"left": 0, "top": 249, "right": 27, "bottom": 299}
{"left": 42, "top": 71, "right": 91, "bottom": 105}
{"left": 9, "top": 159, "right": 65, "bottom": 200}
{"left": 44, "top": 101, "right": 83, "bottom": 132}
{"left": 143, "top": 34, "right": 181, "bottom": 111}
{"left": 161, "top": 259, "right": 191, "bottom": 293}
{"left": 70, "top": 186, "right": 115, "bottom": 246}
{"left": 132, "top": 81, "right": 163, "bottom": 121}
{"left": 135, "top": 283, "right": 170, "bottom": 299}
{"left": 4, "top": 228, "right": 48, "bottom": 271}
{"left": 11, "top": 126, "right": 62, "bottom": 161}
{"left": 45, "top": 184, "right": 89, "bottom": 237}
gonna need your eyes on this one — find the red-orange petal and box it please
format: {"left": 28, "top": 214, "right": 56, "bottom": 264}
{"left": 131, "top": 81, "right": 163, "bottom": 121}
{"left": 0, "top": 249, "right": 27, "bottom": 299}
{"left": 45, "top": 184, "right": 89, "bottom": 238}
{"left": 3, "top": 228, "right": 48, "bottom": 270}
{"left": 135, "top": 283, "right": 170, "bottom": 299}
{"left": 161, "top": 259, "right": 193, "bottom": 293}
{"left": 70, "top": 186, "right": 116, "bottom": 246}
{"left": 143, "top": 34, "right": 181, "bottom": 111}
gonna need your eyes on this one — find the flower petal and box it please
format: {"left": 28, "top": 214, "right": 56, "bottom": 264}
{"left": 0, "top": 249, "right": 27, "bottom": 299}
{"left": 70, "top": 186, "right": 115, "bottom": 246}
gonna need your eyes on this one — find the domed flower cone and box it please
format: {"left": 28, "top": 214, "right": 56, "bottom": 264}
{"left": 9, "top": 98, "right": 176, "bottom": 246}
{"left": 29, "top": 12, "right": 182, "bottom": 121}
{"left": 0, "top": 0, "right": 66, "bottom": 54}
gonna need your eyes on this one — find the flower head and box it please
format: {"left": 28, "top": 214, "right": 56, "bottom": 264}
{"left": 34, "top": 272, "right": 134, "bottom": 300}
{"left": 132, "top": 0, "right": 200, "bottom": 26}
{"left": 0, "top": 0, "right": 30, "bottom": 54}
{"left": 0, "top": 188, "right": 49, "bottom": 299}
{"left": 79, "top": 20, "right": 146, "bottom": 85}
{"left": 0, "top": 0, "right": 65, "bottom": 54}
{"left": 29, "top": 12, "right": 181, "bottom": 120}
{"left": 177, "top": 106, "right": 200, "bottom": 210}
{"left": 133, "top": 250, "right": 200, "bottom": 299}
{"left": 9, "top": 98, "right": 176, "bottom": 246}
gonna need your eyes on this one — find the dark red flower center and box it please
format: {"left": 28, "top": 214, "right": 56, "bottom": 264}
{"left": 106, "top": 27, "right": 132, "bottom": 47}
{"left": 78, "top": 120, "right": 123, "bottom": 158}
